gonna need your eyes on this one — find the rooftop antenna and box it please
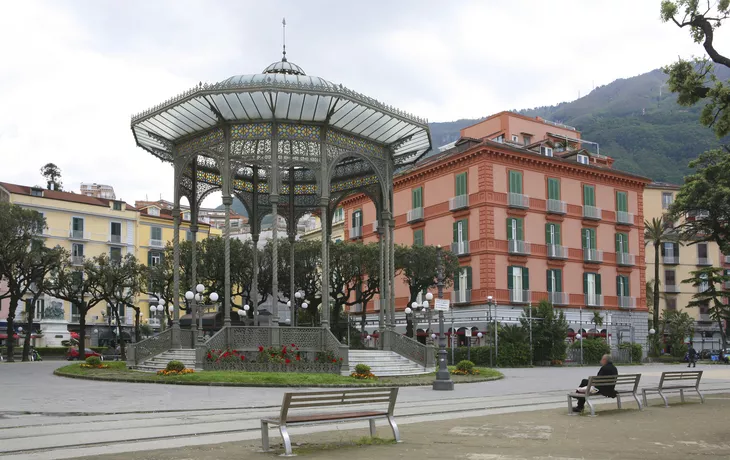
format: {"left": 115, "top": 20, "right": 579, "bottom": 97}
{"left": 281, "top": 17, "right": 287, "bottom": 62}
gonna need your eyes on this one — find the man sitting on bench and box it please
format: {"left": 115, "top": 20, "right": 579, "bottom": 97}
{"left": 572, "top": 354, "right": 618, "bottom": 413}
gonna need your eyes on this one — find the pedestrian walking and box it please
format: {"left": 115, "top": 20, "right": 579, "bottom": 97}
{"left": 688, "top": 343, "right": 697, "bottom": 368}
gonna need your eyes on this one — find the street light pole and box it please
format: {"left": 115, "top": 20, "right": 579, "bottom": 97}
{"left": 432, "top": 245, "right": 454, "bottom": 391}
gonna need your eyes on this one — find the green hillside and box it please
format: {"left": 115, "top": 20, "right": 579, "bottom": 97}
{"left": 429, "top": 67, "right": 730, "bottom": 184}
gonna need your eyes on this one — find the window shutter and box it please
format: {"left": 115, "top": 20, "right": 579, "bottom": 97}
{"left": 624, "top": 277, "right": 630, "bottom": 296}
{"left": 522, "top": 267, "right": 529, "bottom": 290}
{"left": 590, "top": 229, "right": 597, "bottom": 249}
{"left": 516, "top": 218, "right": 523, "bottom": 240}
{"left": 546, "top": 270, "right": 552, "bottom": 293}
{"left": 454, "top": 269, "right": 460, "bottom": 291}
{"left": 147, "top": 251, "right": 152, "bottom": 266}
{"left": 555, "top": 224, "right": 561, "bottom": 245}
{"left": 622, "top": 234, "right": 629, "bottom": 253}
{"left": 582, "top": 229, "right": 588, "bottom": 249}
{"left": 453, "top": 222, "right": 458, "bottom": 243}
{"left": 463, "top": 219, "right": 469, "bottom": 242}
{"left": 466, "top": 267, "right": 472, "bottom": 290}
{"left": 545, "top": 224, "right": 551, "bottom": 245}
{"left": 616, "top": 276, "right": 621, "bottom": 297}
{"left": 583, "top": 273, "right": 588, "bottom": 294}
{"left": 456, "top": 173, "right": 466, "bottom": 196}
{"left": 507, "top": 267, "right": 514, "bottom": 290}
{"left": 595, "top": 274, "right": 602, "bottom": 295}
{"left": 615, "top": 233, "right": 621, "bottom": 253}
{"left": 507, "top": 218, "right": 513, "bottom": 240}
{"left": 556, "top": 269, "right": 562, "bottom": 292}
{"left": 674, "top": 243, "right": 680, "bottom": 262}
{"left": 661, "top": 243, "right": 666, "bottom": 256}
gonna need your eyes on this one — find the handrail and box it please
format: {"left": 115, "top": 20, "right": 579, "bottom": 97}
{"left": 384, "top": 330, "right": 433, "bottom": 369}
{"left": 128, "top": 329, "right": 172, "bottom": 365}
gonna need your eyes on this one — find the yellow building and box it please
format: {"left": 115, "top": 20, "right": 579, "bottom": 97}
{"left": 644, "top": 182, "right": 728, "bottom": 348}
{"left": 300, "top": 207, "right": 345, "bottom": 242}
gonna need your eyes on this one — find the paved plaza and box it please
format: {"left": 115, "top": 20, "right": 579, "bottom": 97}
{"left": 1, "top": 362, "right": 730, "bottom": 459}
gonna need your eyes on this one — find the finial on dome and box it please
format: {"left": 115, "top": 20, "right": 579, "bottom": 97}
{"left": 281, "top": 17, "right": 287, "bottom": 62}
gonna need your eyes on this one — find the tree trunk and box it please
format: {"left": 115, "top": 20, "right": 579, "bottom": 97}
{"left": 22, "top": 299, "right": 36, "bottom": 362}
{"left": 112, "top": 308, "right": 126, "bottom": 361}
{"left": 77, "top": 306, "right": 87, "bottom": 361}
{"left": 653, "top": 241, "right": 661, "bottom": 329}
{"left": 5, "top": 293, "right": 19, "bottom": 362}
{"left": 134, "top": 308, "right": 141, "bottom": 343}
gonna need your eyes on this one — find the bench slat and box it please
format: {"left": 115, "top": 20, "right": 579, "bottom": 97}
{"left": 288, "top": 393, "right": 394, "bottom": 404}
{"left": 285, "top": 388, "right": 397, "bottom": 398}
{"left": 287, "top": 398, "right": 392, "bottom": 410}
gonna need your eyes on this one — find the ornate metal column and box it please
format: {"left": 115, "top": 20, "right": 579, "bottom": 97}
{"left": 222, "top": 128, "right": 232, "bottom": 329}
{"left": 271, "top": 124, "right": 280, "bottom": 326}
{"left": 171, "top": 150, "right": 182, "bottom": 349}
{"left": 320, "top": 199, "right": 330, "bottom": 328}
{"left": 251, "top": 232, "right": 259, "bottom": 324}
{"left": 288, "top": 166, "right": 296, "bottom": 327}
{"left": 381, "top": 210, "right": 391, "bottom": 329}
{"left": 377, "top": 216, "right": 385, "bottom": 349}
{"left": 189, "top": 157, "right": 198, "bottom": 343}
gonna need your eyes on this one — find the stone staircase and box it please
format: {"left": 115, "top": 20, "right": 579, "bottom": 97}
{"left": 133, "top": 349, "right": 196, "bottom": 372}
{"left": 347, "top": 350, "right": 432, "bottom": 377}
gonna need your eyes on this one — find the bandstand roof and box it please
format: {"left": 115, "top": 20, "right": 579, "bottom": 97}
{"left": 131, "top": 58, "right": 431, "bottom": 165}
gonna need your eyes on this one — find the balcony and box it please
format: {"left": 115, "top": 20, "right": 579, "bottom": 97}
{"left": 509, "top": 289, "right": 531, "bottom": 304}
{"left": 451, "top": 241, "right": 469, "bottom": 256}
{"left": 616, "top": 211, "right": 634, "bottom": 225}
{"left": 349, "top": 303, "right": 363, "bottom": 313}
{"left": 449, "top": 194, "right": 469, "bottom": 211}
{"left": 149, "top": 239, "right": 164, "bottom": 248}
{"left": 349, "top": 226, "right": 362, "bottom": 240}
{"left": 109, "top": 234, "right": 122, "bottom": 244}
{"left": 585, "top": 294, "right": 604, "bottom": 307}
{"left": 508, "top": 239, "right": 531, "bottom": 255}
{"left": 546, "top": 199, "right": 567, "bottom": 214}
{"left": 508, "top": 193, "right": 530, "bottom": 209}
{"left": 452, "top": 289, "right": 472, "bottom": 304}
{"left": 616, "top": 252, "right": 635, "bottom": 266}
{"left": 547, "top": 244, "right": 568, "bottom": 259}
{"left": 69, "top": 230, "right": 90, "bottom": 240}
{"left": 71, "top": 314, "right": 80, "bottom": 322}
{"left": 618, "top": 296, "right": 637, "bottom": 309}
{"left": 697, "top": 257, "right": 713, "bottom": 266}
{"left": 664, "top": 284, "right": 681, "bottom": 293}
{"left": 583, "top": 248, "right": 604, "bottom": 263}
{"left": 698, "top": 283, "right": 710, "bottom": 294}
{"left": 583, "top": 205, "right": 602, "bottom": 220}
{"left": 663, "top": 255, "right": 679, "bottom": 265}
{"left": 725, "top": 255, "right": 730, "bottom": 264}
{"left": 407, "top": 207, "right": 424, "bottom": 223}
{"left": 548, "top": 291, "right": 569, "bottom": 305}
{"left": 70, "top": 256, "right": 85, "bottom": 266}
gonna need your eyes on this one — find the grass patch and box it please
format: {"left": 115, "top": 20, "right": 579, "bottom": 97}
{"left": 54, "top": 363, "right": 502, "bottom": 387}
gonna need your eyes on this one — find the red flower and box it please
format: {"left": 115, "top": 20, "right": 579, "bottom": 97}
{"left": 295, "top": 355, "right": 301, "bottom": 361}
{"left": 315, "top": 357, "right": 318, "bottom": 361}
{"left": 241, "top": 356, "right": 245, "bottom": 361}
{"left": 332, "top": 359, "right": 337, "bottom": 363}
{"left": 258, "top": 346, "right": 264, "bottom": 352}
{"left": 291, "top": 343, "right": 296, "bottom": 347}
{"left": 282, "top": 346, "right": 287, "bottom": 354}
{"left": 206, "top": 353, "right": 211, "bottom": 359}
{"left": 285, "top": 358, "right": 291, "bottom": 364}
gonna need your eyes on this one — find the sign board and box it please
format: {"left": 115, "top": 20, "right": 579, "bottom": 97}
{"left": 434, "top": 298, "right": 450, "bottom": 312}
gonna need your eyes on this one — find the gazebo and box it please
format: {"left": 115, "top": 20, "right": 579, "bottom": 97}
{"left": 129, "top": 51, "right": 432, "bottom": 368}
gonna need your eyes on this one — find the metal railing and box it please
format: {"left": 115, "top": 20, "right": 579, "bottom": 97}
{"left": 509, "top": 289, "right": 531, "bottom": 304}
{"left": 180, "top": 329, "right": 196, "bottom": 348}
{"left": 371, "top": 221, "right": 379, "bottom": 233}
{"left": 583, "top": 205, "right": 602, "bottom": 220}
{"left": 383, "top": 329, "right": 433, "bottom": 369}
{"left": 617, "top": 211, "right": 634, "bottom": 225}
{"left": 449, "top": 194, "right": 469, "bottom": 211}
{"left": 508, "top": 239, "right": 531, "bottom": 255}
{"left": 546, "top": 199, "right": 567, "bottom": 214}
{"left": 697, "top": 257, "right": 713, "bottom": 266}
{"left": 698, "top": 283, "right": 710, "bottom": 293}
{"left": 664, "top": 284, "right": 681, "bottom": 293}
{"left": 617, "top": 252, "right": 635, "bottom": 266}
{"left": 663, "top": 255, "right": 679, "bottom": 264}
{"left": 585, "top": 294, "right": 604, "bottom": 307}
{"left": 548, "top": 291, "right": 569, "bottom": 305}
{"left": 70, "top": 256, "right": 85, "bottom": 266}
{"left": 451, "top": 241, "right": 469, "bottom": 256}
{"left": 583, "top": 248, "right": 603, "bottom": 263}
{"left": 618, "top": 296, "right": 636, "bottom": 309}
{"left": 407, "top": 207, "right": 424, "bottom": 223}
{"left": 129, "top": 329, "right": 172, "bottom": 365}
{"left": 349, "top": 226, "right": 362, "bottom": 240}
{"left": 508, "top": 192, "right": 530, "bottom": 209}
{"left": 69, "top": 230, "right": 89, "bottom": 240}
{"left": 150, "top": 239, "right": 164, "bottom": 247}
{"left": 452, "top": 289, "right": 471, "bottom": 304}
{"left": 110, "top": 234, "right": 122, "bottom": 244}
{"left": 547, "top": 244, "right": 567, "bottom": 259}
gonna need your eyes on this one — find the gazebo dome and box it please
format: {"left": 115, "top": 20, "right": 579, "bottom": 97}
{"left": 262, "top": 58, "right": 306, "bottom": 76}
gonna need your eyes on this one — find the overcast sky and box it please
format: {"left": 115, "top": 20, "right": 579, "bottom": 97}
{"left": 0, "top": 0, "right": 711, "bottom": 208}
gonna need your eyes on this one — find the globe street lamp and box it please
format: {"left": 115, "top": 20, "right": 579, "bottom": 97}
{"left": 236, "top": 304, "right": 251, "bottom": 329}
{"left": 486, "top": 295, "right": 497, "bottom": 367}
{"left": 432, "top": 246, "right": 454, "bottom": 391}
{"left": 288, "top": 290, "right": 307, "bottom": 327}
{"left": 576, "top": 333, "right": 583, "bottom": 365}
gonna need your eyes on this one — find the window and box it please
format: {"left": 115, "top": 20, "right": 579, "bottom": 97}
{"left": 30, "top": 188, "right": 43, "bottom": 197}
{"left": 546, "top": 269, "right": 563, "bottom": 292}
{"left": 71, "top": 217, "right": 84, "bottom": 237}
{"left": 511, "top": 134, "right": 519, "bottom": 143}
{"left": 151, "top": 227, "right": 162, "bottom": 241}
{"left": 333, "top": 207, "right": 344, "bottom": 223}
{"left": 615, "top": 232, "right": 629, "bottom": 253}
{"left": 455, "top": 172, "right": 467, "bottom": 197}
{"left": 581, "top": 228, "right": 597, "bottom": 250}
{"left": 454, "top": 267, "right": 473, "bottom": 293}
{"left": 413, "top": 229, "right": 424, "bottom": 247}
{"left": 183, "top": 212, "right": 191, "bottom": 221}
{"left": 71, "top": 302, "right": 79, "bottom": 321}
{"left": 616, "top": 191, "right": 628, "bottom": 212}
{"left": 662, "top": 192, "right": 674, "bottom": 209}
{"left": 666, "top": 297, "right": 677, "bottom": 311}
{"left": 577, "top": 154, "right": 589, "bottom": 165}
{"left": 541, "top": 146, "right": 554, "bottom": 157}
{"left": 412, "top": 187, "right": 423, "bottom": 209}
{"left": 583, "top": 185, "right": 596, "bottom": 207}
{"left": 493, "top": 135, "right": 504, "bottom": 143}
{"left": 72, "top": 243, "right": 84, "bottom": 257}
{"left": 33, "top": 298, "right": 45, "bottom": 319}
{"left": 110, "top": 247, "right": 122, "bottom": 262}
{"left": 617, "top": 275, "right": 630, "bottom": 297}
{"left": 699, "top": 301, "right": 710, "bottom": 315}
{"left": 508, "top": 266, "right": 530, "bottom": 301}
{"left": 148, "top": 251, "right": 162, "bottom": 266}
{"left": 545, "top": 223, "right": 561, "bottom": 245}
{"left": 523, "top": 135, "right": 532, "bottom": 145}
{"left": 454, "top": 219, "right": 468, "bottom": 243}
{"left": 697, "top": 243, "right": 709, "bottom": 263}
{"left": 508, "top": 171, "right": 523, "bottom": 194}
{"left": 148, "top": 207, "right": 160, "bottom": 217}
{"left": 583, "top": 272, "right": 602, "bottom": 301}
{"left": 662, "top": 242, "right": 680, "bottom": 262}
{"left": 352, "top": 210, "right": 363, "bottom": 229}
{"left": 507, "top": 217, "right": 524, "bottom": 241}
{"left": 110, "top": 222, "right": 122, "bottom": 242}
{"left": 665, "top": 270, "right": 676, "bottom": 288}
{"left": 113, "top": 201, "right": 122, "bottom": 211}
{"left": 547, "top": 178, "right": 560, "bottom": 200}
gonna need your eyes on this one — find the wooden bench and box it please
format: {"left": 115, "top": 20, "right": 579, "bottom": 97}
{"left": 642, "top": 370, "right": 704, "bottom": 408}
{"left": 261, "top": 388, "right": 400, "bottom": 457}
{"left": 567, "top": 374, "right": 643, "bottom": 416}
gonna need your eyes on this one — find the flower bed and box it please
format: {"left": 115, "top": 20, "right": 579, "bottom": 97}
{"left": 157, "top": 368, "right": 195, "bottom": 376}
{"left": 203, "top": 344, "right": 341, "bottom": 373}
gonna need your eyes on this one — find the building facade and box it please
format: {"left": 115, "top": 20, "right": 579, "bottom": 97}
{"left": 300, "top": 207, "right": 345, "bottom": 242}
{"left": 80, "top": 183, "right": 116, "bottom": 200}
{"left": 341, "top": 112, "right": 651, "bottom": 348}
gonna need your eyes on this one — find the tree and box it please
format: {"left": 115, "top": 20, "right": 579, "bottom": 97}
{"left": 520, "top": 301, "right": 569, "bottom": 363}
{"left": 591, "top": 311, "right": 604, "bottom": 330}
{"left": 660, "top": 309, "right": 696, "bottom": 357}
{"left": 661, "top": 0, "right": 730, "bottom": 138}
{"left": 328, "top": 242, "right": 361, "bottom": 340}
{"left": 645, "top": 216, "right": 679, "bottom": 328}
{"left": 683, "top": 266, "right": 730, "bottom": 349}
{"left": 0, "top": 203, "right": 46, "bottom": 361}
{"left": 40, "top": 163, "right": 63, "bottom": 191}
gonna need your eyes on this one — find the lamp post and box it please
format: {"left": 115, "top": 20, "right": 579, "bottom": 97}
{"left": 288, "top": 290, "right": 307, "bottom": 327}
{"left": 236, "top": 304, "right": 251, "bottom": 329}
{"left": 486, "top": 296, "right": 497, "bottom": 367}
{"left": 206, "top": 292, "right": 219, "bottom": 340}
{"left": 432, "top": 245, "right": 454, "bottom": 391}
{"left": 576, "top": 333, "right": 583, "bottom": 365}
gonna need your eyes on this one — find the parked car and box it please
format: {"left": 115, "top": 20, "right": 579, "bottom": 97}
{"left": 66, "top": 347, "right": 103, "bottom": 361}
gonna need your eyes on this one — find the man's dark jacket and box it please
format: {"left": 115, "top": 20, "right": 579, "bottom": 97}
{"left": 596, "top": 362, "right": 618, "bottom": 397}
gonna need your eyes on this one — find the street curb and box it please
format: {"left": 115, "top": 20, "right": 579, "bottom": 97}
{"left": 52, "top": 369, "right": 504, "bottom": 388}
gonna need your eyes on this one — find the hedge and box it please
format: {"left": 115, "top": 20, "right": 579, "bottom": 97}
{"left": 571, "top": 338, "right": 610, "bottom": 364}
{"left": 1, "top": 346, "right": 109, "bottom": 357}
{"left": 440, "top": 343, "right": 531, "bottom": 367}
{"left": 619, "top": 342, "right": 643, "bottom": 362}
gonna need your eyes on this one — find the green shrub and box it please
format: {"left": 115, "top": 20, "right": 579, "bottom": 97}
{"left": 436, "top": 344, "right": 531, "bottom": 368}
{"left": 166, "top": 360, "right": 186, "bottom": 372}
{"left": 571, "top": 338, "right": 610, "bottom": 364}
{"left": 354, "top": 363, "right": 371, "bottom": 374}
{"left": 455, "top": 360, "right": 475, "bottom": 372}
{"left": 670, "top": 342, "right": 688, "bottom": 359}
{"left": 85, "top": 356, "right": 102, "bottom": 366}
{"left": 619, "top": 342, "right": 643, "bottom": 362}
{"left": 496, "top": 342, "right": 531, "bottom": 367}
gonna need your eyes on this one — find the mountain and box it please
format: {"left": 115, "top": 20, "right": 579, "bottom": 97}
{"left": 216, "top": 199, "right": 248, "bottom": 217}
{"left": 428, "top": 67, "right": 730, "bottom": 184}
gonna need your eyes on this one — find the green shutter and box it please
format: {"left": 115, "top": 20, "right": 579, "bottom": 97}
{"left": 455, "top": 269, "right": 460, "bottom": 291}
{"left": 466, "top": 267, "right": 472, "bottom": 290}
{"left": 545, "top": 224, "right": 552, "bottom": 245}
{"left": 582, "top": 229, "right": 588, "bottom": 249}
{"left": 618, "top": 191, "right": 628, "bottom": 212}
{"left": 147, "top": 251, "right": 152, "bottom": 266}
{"left": 556, "top": 269, "right": 562, "bottom": 292}
{"left": 583, "top": 273, "right": 588, "bottom": 294}
{"left": 555, "top": 224, "right": 561, "bottom": 245}
{"left": 522, "top": 267, "right": 529, "bottom": 290}
{"left": 615, "top": 233, "right": 621, "bottom": 253}
{"left": 548, "top": 178, "right": 560, "bottom": 200}
{"left": 507, "top": 267, "right": 514, "bottom": 290}
{"left": 616, "top": 276, "right": 621, "bottom": 297}
{"left": 583, "top": 185, "right": 595, "bottom": 206}
{"left": 456, "top": 173, "right": 467, "bottom": 196}
{"left": 546, "top": 270, "right": 553, "bottom": 293}
{"left": 590, "top": 229, "right": 596, "bottom": 249}
{"left": 509, "top": 171, "right": 522, "bottom": 194}
{"left": 463, "top": 219, "right": 468, "bottom": 242}
{"left": 412, "top": 187, "right": 422, "bottom": 208}
{"left": 674, "top": 243, "right": 680, "bottom": 263}
{"left": 414, "top": 229, "right": 423, "bottom": 246}
{"left": 596, "top": 274, "right": 602, "bottom": 295}
{"left": 453, "top": 222, "right": 458, "bottom": 243}
{"left": 507, "top": 218, "right": 514, "bottom": 240}
{"left": 516, "top": 218, "right": 523, "bottom": 240}
{"left": 622, "top": 234, "right": 629, "bottom": 252}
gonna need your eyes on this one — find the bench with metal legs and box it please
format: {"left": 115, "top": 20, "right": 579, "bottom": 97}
{"left": 567, "top": 374, "right": 643, "bottom": 417}
{"left": 642, "top": 370, "right": 705, "bottom": 408}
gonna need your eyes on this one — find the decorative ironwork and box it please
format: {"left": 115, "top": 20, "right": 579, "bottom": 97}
{"left": 203, "top": 361, "right": 339, "bottom": 373}
{"left": 205, "top": 328, "right": 227, "bottom": 351}
{"left": 383, "top": 330, "right": 429, "bottom": 368}
{"left": 178, "top": 128, "right": 225, "bottom": 155}
{"left": 323, "top": 328, "right": 345, "bottom": 358}
{"left": 230, "top": 326, "right": 272, "bottom": 348}
{"left": 327, "top": 130, "right": 386, "bottom": 158}
{"left": 331, "top": 174, "right": 379, "bottom": 192}
{"left": 279, "top": 123, "right": 320, "bottom": 141}
{"left": 180, "top": 329, "right": 196, "bottom": 348}
{"left": 231, "top": 123, "right": 273, "bottom": 140}
{"left": 281, "top": 328, "right": 323, "bottom": 350}
{"left": 133, "top": 329, "right": 172, "bottom": 365}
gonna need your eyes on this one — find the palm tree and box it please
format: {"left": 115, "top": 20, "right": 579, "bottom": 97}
{"left": 591, "top": 311, "right": 603, "bottom": 330}
{"left": 644, "top": 217, "right": 677, "bottom": 330}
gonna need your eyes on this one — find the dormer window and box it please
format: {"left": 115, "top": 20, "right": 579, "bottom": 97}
{"left": 541, "top": 146, "right": 554, "bottom": 157}
{"left": 511, "top": 135, "right": 519, "bottom": 143}
{"left": 183, "top": 212, "right": 191, "bottom": 221}
{"left": 523, "top": 135, "right": 532, "bottom": 145}
{"left": 30, "top": 188, "right": 43, "bottom": 197}
{"left": 493, "top": 135, "right": 504, "bottom": 143}
{"left": 577, "top": 154, "right": 589, "bottom": 165}
{"left": 113, "top": 201, "right": 122, "bottom": 211}
{"left": 148, "top": 207, "right": 160, "bottom": 217}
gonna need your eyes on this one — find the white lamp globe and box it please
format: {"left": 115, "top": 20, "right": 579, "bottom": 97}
{"left": 237, "top": 309, "right": 245, "bottom": 317}
{"left": 287, "top": 301, "right": 292, "bottom": 307}
{"left": 210, "top": 292, "right": 219, "bottom": 302}
{"left": 404, "top": 307, "right": 412, "bottom": 315}
{"left": 295, "top": 291, "right": 302, "bottom": 299}
{"left": 367, "top": 335, "right": 371, "bottom": 340}
{"left": 194, "top": 293, "right": 202, "bottom": 302}
{"left": 487, "top": 295, "right": 493, "bottom": 301}
{"left": 425, "top": 292, "right": 434, "bottom": 301}
{"left": 159, "top": 299, "right": 165, "bottom": 306}
{"left": 18, "top": 327, "right": 23, "bottom": 332}
{"left": 411, "top": 302, "right": 418, "bottom": 309}
{"left": 431, "top": 333, "right": 437, "bottom": 340}
{"left": 243, "top": 304, "right": 250, "bottom": 311}
{"left": 196, "top": 283, "right": 205, "bottom": 293}
{"left": 185, "top": 291, "right": 194, "bottom": 301}
{"left": 157, "top": 305, "right": 165, "bottom": 312}
{"left": 576, "top": 333, "right": 582, "bottom": 340}
{"left": 649, "top": 328, "right": 656, "bottom": 335}
{"left": 477, "top": 332, "right": 483, "bottom": 338}
{"left": 423, "top": 300, "right": 429, "bottom": 309}
{"left": 302, "top": 302, "right": 308, "bottom": 309}
{"left": 94, "top": 328, "right": 98, "bottom": 333}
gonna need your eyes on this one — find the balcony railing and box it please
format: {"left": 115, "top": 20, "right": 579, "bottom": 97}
{"left": 697, "top": 257, "right": 713, "bottom": 266}
{"left": 509, "top": 289, "right": 531, "bottom": 304}
{"left": 618, "top": 296, "right": 637, "bottom": 309}
{"left": 725, "top": 255, "right": 730, "bottom": 264}
{"left": 452, "top": 289, "right": 471, "bottom": 304}
{"left": 617, "top": 211, "right": 634, "bottom": 225}
{"left": 508, "top": 193, "right": 530, "bottom": 209}
{"left": 71, "top": 314, "right": 80, "bottom": 322}
{"left": 349, "top": 226, "right": 362, "bottom": 240}
{"left": 548, "top": 291, "right": 569, "bottom": 305}
{"left": 698, "top": 283, "right": 710, "bottom": 293}
{"left": 617, "top": 252, "right": 635, "bottom": 266}
{"left": 407, "top": 207, "right": 424, "bottom": 223}
{"left": 664, "top": 284, "right": 681, "bottom": 293}
{"left": 547, "top": 244, "right": 568, "bottom": 259}
{"left": 451, "top": 241, "right": 469, "bottom": 256}
{"left": 149, "top": 239, "right": 164, "bottom": 248}
{"left": 585, "top": 294, "right": 604, "bottom": 307}
{"left": 69, "top": 230, "right": 90, "bottom": 240}
{"left": 663, "top": 255, "right": 679, "bottom": 265}
{"left": 583, "top": 248, "right": 604, "bottom": 263}
{"left": 373, "top": 300, "right": 380, "bottom": 312}
{"left": 583, "top": 205, "right": 602, "bottom": 220}
{"left": 449, "top": 194, "right": 469, "bottom": 211}
{"left": 546, "top": 199, "right": 567, "bottom": 214}
{"left": 110, "top": 234, "right": 122, "bottom": 244}
{"left": 508, "top": 239, "right": 531, "bottom": 255}
{"left": 70, "top": 256, "right": 85, "bottom": 266}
